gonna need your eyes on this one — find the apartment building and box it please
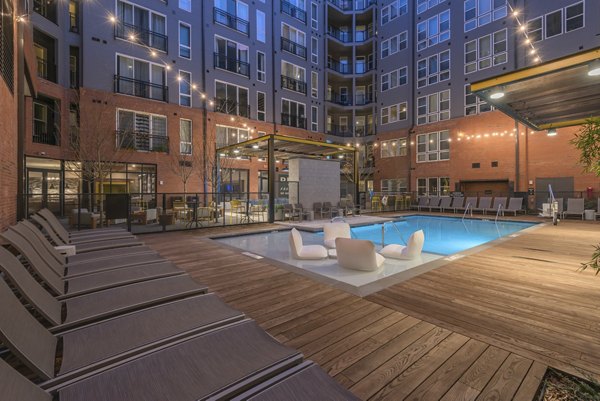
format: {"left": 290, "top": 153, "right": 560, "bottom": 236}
{"left": 23, "top": 0, "right": 600, "bottom": 215}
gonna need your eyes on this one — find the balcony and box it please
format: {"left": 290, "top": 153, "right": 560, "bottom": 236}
{"left": 355, "top": 63, "right": 374, "bottom": 74}
{"left": 328, "top": 0, "right": 376, "bottom": 11}
{"left": 327, "top": 26, "right": 352, "bottom": 43}
{"left": 281, "top": 1, "right": 307, "bottom": 23}
{"left": 355, "top": 125, "right": 375, "bottom": 137}
{"left": 69, "top": 12, "right": 79, "bottom": 33}
{"left": 214, "top": 52, "right": 250, "bottom": 77}
{"left": 281, "top": 37, "right": 307, "bottom": 59}
{"left": 355, "top": 93, "right": 374, "bottom": 106}
{"left": 114, "top": 21, "right": 168, "bottom": 53}
{"left": 326, "top": 124, "right": 353, "bottom": 137}
{"left": 36, "top": 57, "right": 57, "bottom": 83}
{"left": 114, "top": 75, "right": 168, "bottom": 102}
{"left": 281, "top": 113, "right": 307, "bottom": 129}
{"left": 355, "top": 28, "right": 374, "bottom": 42}
{"left": 213, "top": 7, "right": 249, "bottom": 36}
{"left": 327, "top": 59, "right": 352, "bottom": 74}
{"left": 326, "top": 92, "right": 352, "bottom": 106}
{"left": 355, "top": 0, "right": 377, "bottom": 11}
{"left": 33, "top": 123, "right": 59, "bottom": 146}
{"left": 281, "top": 75, "right": 307, "bottom": 95}
{"left": 214, "top": 98, "right": 250, "bottom": 118}
{"left": 116, "top": 130, "right": 169, "bottom": 153}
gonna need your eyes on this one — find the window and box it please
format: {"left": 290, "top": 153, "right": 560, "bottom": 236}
{"left": 417, "top": 10, "right": 450, "bottom": 50}
{"left": 115, "top": 54, "right": 167, "bottom": 101}
{"left": 381, "top": 31, "right": 407, "bottom": 58}
{"left": 417, "top": 90, "right": 450, "bottom": 125}
{"left": 381, "top": 67, "right": 407, "bottom": 91}
{"left": 416, "top": 131, "right": 450, "bottom": 162}
{"left": 565, "top": 2, "right": 584, "bottom": 32}
{"left": 381, "top": 139, "right": 407, "bottom": 158}
{"left": 311, "top": 37, "right": 318, "bottom": 64}
{"left": 281, "top": 98, "right": 306, "bottom": 129}
{"left": 179, "top": 70, "right": 191, "bottom": 106}
{"left": 381, "top": 103, "right": 407, "bottom": 125}
{"left": 417, "top": 0, "right": 441, "bottom": 14}
{"left": 179, "top": 0, "right": 191, "bottom": 12}
{"left": 216, "top": 125, "right": 249, "bottom": 148}
{"left": 311, "top": 71, "right": 318, "bottom": 98}
{"left": 117, "top": 109, "right": 168, "bottom": 152}
{"left": 465, "top": 85, "right": 491, "bottom": 116}
{"left": 528, "top": 3, "right": 584, "bottom": 44}
{"left": 257, "top": 10, "right": 266, "bottom": 43}
{"left": 464, "top": 0, "right": 507, "bottom": 32}
{"left": 464, "top": 29, "right": 506, "bottom": 74}
{"left": 417, "top": 50, "right": 450, "bottom": 88}
{"left": 545, "top": 9, "right": 562, "bottom": 38}
{"left": 215, "top": 80, "right": 249, "bottom": 117}
{"left": 381, "top": 178, "right": 408, "bottom": 192}
{"left": 214, "top": 36, "right": 249, "bottom": 77}
{"left": 257, "top": 91, "right": 266, "bottom": 121}
{"left": 180, "top": 119, "right": 192, "bottom": 154}
{"left": 381, "top": 0, "right": 408, "bottom": 25}
{"left": 527, "top": 17, "right": 543, "bottom": 43}
{"left": 281, "top": 23, "right": 307, "bottom": 59}
{"left": 179, "top": 22, "right": 191, "bottom": 59}
{"left": 257, "top": 52, "right": 266, "bottom": 82}
{"left": 417, "top": 177, "right": 449, "bottom": 195}
{"left": 311, "top": 2, "right": 318, "bottom": 30}
{"left": 115, "top": 1, "right": 167, "bottom": 52}
{"left": 214, "top": 0, "right": 249, "bottom": 35}
{"left": 281, "top": 61, "right": 306, "bottom": 94}
{"left": 311, "top": 106, "right": 318, "bottom": 132}
{"left": 69, "top": 47, "right": 79, "bottom": 88}
{"left": 0, "top": 0, "right": 14, "bottom": 92}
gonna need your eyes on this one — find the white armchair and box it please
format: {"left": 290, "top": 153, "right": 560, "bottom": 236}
{"left": 335, "top": 238, "right": 385, "bottom": 271}
{"left": 323, "top": 222, "right": 351, "bottom": 248}
{"left": 379, "top": 230, "right": 424, "bottom": 260}
{"left": 289, "top": 228, "right": 328, "bottom": 260}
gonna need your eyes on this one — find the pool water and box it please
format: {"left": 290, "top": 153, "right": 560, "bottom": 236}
{"left": 338, "top": 215, "right": 536, "bottom": 255}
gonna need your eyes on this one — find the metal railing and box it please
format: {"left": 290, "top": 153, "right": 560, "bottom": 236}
{"left": 114, "top": 75, "right": 168, "bottom": 102}
{"left": 281, "top": 113, "right": 307, "bottom": 129}
{"left": 36, "top": 57, "right": 56, "bottom": 82}
{"left": 354, "top": 28, "right": 374, "bottom": 42}
{"left": 355, "top": 93, "right": 374, "bottom": 106}
{"left": 327, "top": 26, "right": 352, "bottom": 43}
{"left": 114, "top": 21, "right": 168, "bottom": 52}
{"left": 281, "top": 75, "right": 307, "bottom": 94}
{"left": 326, "top": 92, "right": 352, "bottom": 106}
{"left": 328, "top": 0, "right": 376, "bottom": 11}
{"left": 354, "top": 63, "right": 374, "bottom": 74}
{"left": 327, "top": 59, "right": 352, "bottom": 74}
{"left": 213, "top": 52, "right": 250, "bottom": 77}
{"left": 355, "top": 125, "right": 375, "bottom": 137}
{"left": 281, "top": 1, "right": 307, "bottom": 23}
{"left": 281, "top": 37, "right": 307, "bottom": 59}
{"left": 213, "top": 97, "right": 250, "bottom": 118}
{"left": 213, "top": 7, "right": 249, "bottom": 35}
{"left": 33, "top": 123, "right": 60, "bottom": 146}
{"left": 326, "top": 125, "right": 353, "bottom": 137}
{"left": 116, "top": 130, "right": 169, "bottom": 153}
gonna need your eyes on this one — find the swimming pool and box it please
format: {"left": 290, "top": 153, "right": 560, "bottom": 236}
{"left": 334, "top": 215, "right": 537, "bottom": 255}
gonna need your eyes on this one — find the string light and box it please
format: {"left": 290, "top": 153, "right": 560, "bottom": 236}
{"left": 507, "top": 2, "right": 542, "bottom": 64}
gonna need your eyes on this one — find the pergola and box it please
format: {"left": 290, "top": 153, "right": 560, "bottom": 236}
{"left": 216, "top": 134, "right": 358, "bottom": 222}
{"left": 471, "top": 47, "right": 600, "bottom": 130}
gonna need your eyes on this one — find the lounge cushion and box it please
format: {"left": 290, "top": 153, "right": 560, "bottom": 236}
{"left": 323, "top": 223, "right": 351, "bottom": 249}
{"left": 289, "top": 228, "right": 327, "bottom": 260}
{"left": 379, "top": 230, "right": 424, "bottom": 260}
{"left": 335, "top": 238, "right": 385, "bottom": 272}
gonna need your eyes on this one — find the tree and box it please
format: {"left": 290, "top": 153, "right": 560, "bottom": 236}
{"left": 570, "top": 118, "right": 600, "bottom": 275}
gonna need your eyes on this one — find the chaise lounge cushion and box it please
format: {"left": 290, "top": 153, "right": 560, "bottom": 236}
{"left": 380, "top": 230, "right": 425, "bottom": 260}
{"left": 289, "top": 228, "right": 328, "bottom": 260}
{"left": 323, "top": 222, "right": 351, "bottom": 248}
{"left": 335, "top": 238, "right": 385, "bottom": 271}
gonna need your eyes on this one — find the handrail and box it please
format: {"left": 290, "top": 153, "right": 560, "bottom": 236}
{"left": 494, "top": 204, "right": 504, "bottom": 223}
{"left": 382, "top": 220, "right": 406, "bottom": 247}
{"left": 462, "top": 203, "right": 472, "bottom": 220}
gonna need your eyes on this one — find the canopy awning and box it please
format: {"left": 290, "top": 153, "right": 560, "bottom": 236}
{"left": 470, "top": 47, "right": 600, "bottom": 131}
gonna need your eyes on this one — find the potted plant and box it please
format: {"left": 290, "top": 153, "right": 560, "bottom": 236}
{"left": 275, "top": 204, "right": 284, "bottom": 221}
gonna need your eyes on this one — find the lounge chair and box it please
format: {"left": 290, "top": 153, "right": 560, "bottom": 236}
{"left": 0, "top": 273, "right": 244, "bottom": 386}
{"left": 335, "top": 238, "right": 385, "bottom": 271}
{"left": 379, "top": 230, "right": 425, "bottom": 260}
{"left": 289, "top": 228, "right": 328, "bottom": 260}
{"left": 0, "top": 246, "right": 206, "bottom": 332}
{"left": 473, "top": 197, "right": 492, "bottom": 213}
{"left": 323, "top": 222, "right": 351, "bottom": 248}
{"left": 1, "top": 319, "right": 301, "bottom": 399}
{"left": 449, "top": 197, "right": 464, "bottom": 213}
{"left": 33, "top": 213, "right": 132, "bottom": 245}
{"left": 562, "top": 198, "right": 584, "bottom": 220}
{"left": 485, "top": 197, "right": 507, "bottom": 215}
{"left": 505, "top": 197, "right": 525, "bottom": 215}
{"left": 411, "top": 197, "right": 429, "bottom": 211}
{"left": 455, "top": 196, "right": 477, "bottom": 213}
{"left": 38, "top": 208, "right": 126, "bottom": 239}
{"left": 430, "top": 197, "right": 451, "bottom": 212}
{"left": 426, "top": 197, "right": 441, "bottom": 212}
{"left": 231, "top": 361, "right": 361, "bottom": 400}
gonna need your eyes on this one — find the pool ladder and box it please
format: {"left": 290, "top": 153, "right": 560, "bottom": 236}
{"left": 494, "top": 204, "right": 504, "bottom": 223}
{"left": 381, "top": 221, "right": 406, "bottom": 248}
{"left": 462, "top": 203, "right": 473, "bottom": 220}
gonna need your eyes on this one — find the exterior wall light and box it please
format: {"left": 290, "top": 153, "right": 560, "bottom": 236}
{"left": 588, "top": 60, "right": 600, "bottom": 76}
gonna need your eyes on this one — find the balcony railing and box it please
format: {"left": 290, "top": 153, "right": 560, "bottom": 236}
{"left": 281, "top": 113, "right": 307, "bottom": 129}
{"left": 326, "top": 92, "right": 352, "bottom": 106}
{"left": 114, "top": 75, "right": 168, "bottom": 102}
{"left": 327, "top": 124, "right": 353, "bottom": 137}
{"left": 69, "top": 12, "right": 79, "bottom": 33}
{"left": 355, "top": 0, "right": 377, "bottom": 11}
{"left": 116, "top": 130, "right": 169, "bottom": 153}
{"left": 114, "top": 21, "right": 168, "bottom": 52}
{"left": 36, "top": 57, "right": 57, "bottom": 82}
{"left": 281, "top": 1, "right": 307, "bottom": 23}
{"left": 213, "top": 52, "right": 250, "bottom": 77}
{"left": 33, "top": 123, "right": 60, "bottom": 146}
{"left": 328, "top": 26, "right": 352, "bottom": 43}
{"left": 327, "top": 59, "right": 352, "bottom": 74}
{"left": 355, "top": 93, "right": 374, "bottom": 106}
{"left": 281, "top": 75, "right": 307, "bottom": 94}
{"left": 355, "top": 125, "right": 375, "bottom": 137}
{"left": 355, "top": 63, "right": 374, "bottom": 74}
{"left": 213, "top": 7, "right": 250, "bottom": 35}
{"left": 213, "top": 98, "right": 250, "bottom": 118}
{"left": 281, "top": 37, "right": 307, "bottom": 59}
{"left": 355, "top": 28, "right": 374, "bottom": 42}
{"left": 328, "top": 0, "right": 376, "bottom": 11}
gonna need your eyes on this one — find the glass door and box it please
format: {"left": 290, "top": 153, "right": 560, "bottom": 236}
{"left": 27, "top": 170, "right": 62, "bottom": 214}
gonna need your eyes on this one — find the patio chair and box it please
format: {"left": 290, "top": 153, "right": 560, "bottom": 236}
{"left": 448, "top": 197, "right": 464, "bottom": 213}
{"left": 411, "top": 197, "right": 429, "bottom": 211}
{"left": 32, "top": 213, "right": 132, "bottom": 245}
{"left": 289, "top": 228, "right": 328, "bottom": 260}
{"left": 473, "top": 197, "right": 492, "bottom": 213}
{"left": 0, "top": 273, "right": 244, "bottom": 385}
{"left": 335, "top": 238, "right": 385, "bottom": 271}
{"left": 0, "top": 246, "right": 207, "bottom": 332}
{"left": 313, "top": 202, "right": 324, "bottom": 219}
{"left": 283, "top": 204, "right": 300, "bottom": 221}
{"left": 2, "top": 228, "right": 184, "bottom": 299}
{"left": 294, "top": 203, "right": 312, "bottom": 221}
{"left": 1, "top": 320, "right": 301, "bottom": 401}
{"left": 505, "top": 197, "right": 525, "bottom": 216}
{"left": 562, "top": 198, "right": 584, "bottom": 220}
{"left": 485, "top": 197, "right": 507, "bottom": 215}
{"left": 345, "top": 199, "right": 361, "bottom": 216}
{"left": 323, "top": 222, "right": 351, "bottom": 248}
{"left": 38, "top": 208, "right": 125, "bottom": 240}
{"left": 429, "top": 196, "right": 451, "bottom": 212}
{"left": 426, "top": 197, "right": 441, "bottom": 212}
{"left": 231, "top": 361, "right": 361, "bottom": 401}
{"left": 322, "top": 202, "right": 339, "bottom": 218}
{"left": 455, "top": 196, "right": 477, "bottom": 213}
{"left": 379, "top": 230, "right": 425, "bottom": 260}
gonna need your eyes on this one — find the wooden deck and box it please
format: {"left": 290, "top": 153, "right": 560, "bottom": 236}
{"left": 143, "top": 218, "right": 600, "bottom": 400}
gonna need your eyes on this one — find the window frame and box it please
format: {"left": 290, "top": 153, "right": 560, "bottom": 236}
{"left": 178, "top": 21, "right": 191, "bottom": 59}
{"left": 178, "top": 70, "right": 192, "bottom": 107}
{"left": 416, "top": 131, "right": 450, "bottom": 163}
{"left": 179, "top": 118, "right": 192, "bottom": 155}
{"left": 380, "top": 138, "right": 407, "bottom": 158}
